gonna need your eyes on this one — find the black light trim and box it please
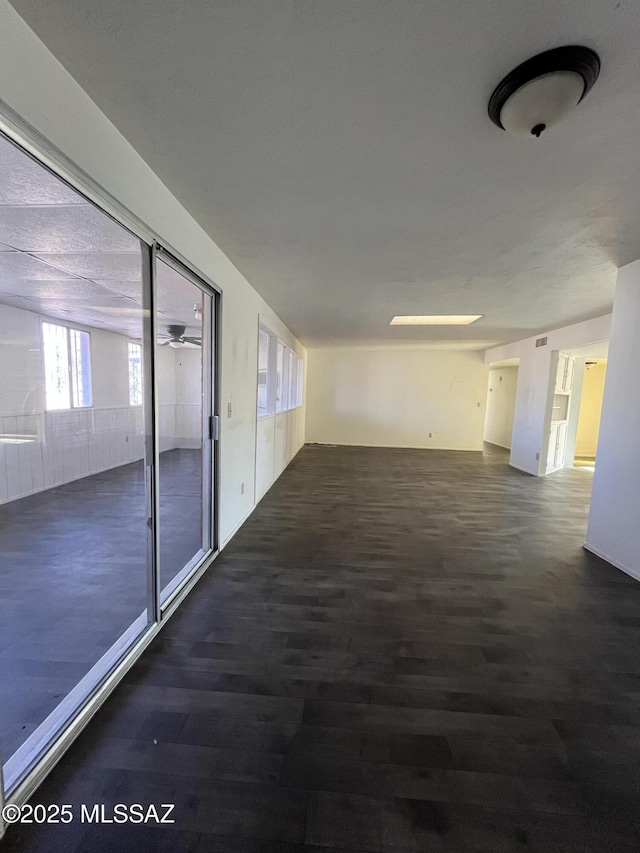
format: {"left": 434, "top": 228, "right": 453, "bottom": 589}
{"left": 488, "top": 45, "right": 600, "bottom": 130}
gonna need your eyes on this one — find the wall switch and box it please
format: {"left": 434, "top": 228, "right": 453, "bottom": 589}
{"left": 240, "top": 482, "right": 245, "bottom": 495}
{"left": 428, "top": 432, "right": 433, "bottom": 438}
{"left": 227, "top": 402, "right": 233, "bottom": 418}
{"left": 536, "top": 452, "right": 540, "bottom": 461}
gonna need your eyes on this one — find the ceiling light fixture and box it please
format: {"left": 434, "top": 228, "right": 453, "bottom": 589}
{"left": 488, "top": 45, "right": 600, "bottom": 138}
{"left": 390, "top": 315, "right": 482, "bottom": 326}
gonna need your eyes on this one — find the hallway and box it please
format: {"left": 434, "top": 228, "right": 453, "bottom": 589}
{"left": 5, "top": 445, "right": 640, "bottom": 851}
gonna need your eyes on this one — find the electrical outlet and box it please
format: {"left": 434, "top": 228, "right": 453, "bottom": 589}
{"left": 429, "top": 432, "right": 433, "bottom": 438}
{"left": 241, "top": 482, "right": 245, "bottom": 495}
{"left": 227, "top": 402, "right": 233, "bottom": 418}
{"left": 536, "top": 452, "right": 540, "bottom": 461}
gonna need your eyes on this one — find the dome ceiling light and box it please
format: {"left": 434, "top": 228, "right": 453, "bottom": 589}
{"left": 488, "top": 45, "right": 600, "bottom": 138}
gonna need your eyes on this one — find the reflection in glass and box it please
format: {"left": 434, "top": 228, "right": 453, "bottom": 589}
{"left": 128, "top": 342, "right": 143, "bottom": 406}
{"left": 0, "top": 133, "right": 149, "bottom": 785}
{"left": 155, "top": 258, "right": 208, "bottom": 601}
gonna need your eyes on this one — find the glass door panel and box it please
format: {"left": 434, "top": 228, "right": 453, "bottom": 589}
{"left": 155, "top": 255, "right": 212, "bottom": 603}
{"left": 0, "top": 133, "right": 151, "bottom": 791}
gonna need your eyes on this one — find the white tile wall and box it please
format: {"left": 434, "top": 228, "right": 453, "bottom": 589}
{"left": 175, "top": 404, "right": 201, "bottom": 449}
{"left": 0, "top": 402, "right": 204, "bottom": 505}
{"left": 0, "top": 406, "right": 147, "bottom": 504}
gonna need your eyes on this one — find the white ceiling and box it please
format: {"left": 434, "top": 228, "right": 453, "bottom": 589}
{"left": 0, "top": 135, "right": 203, "bottom": 338}
{"left": 8, "top": 0, "right": 640, "bottom": 347}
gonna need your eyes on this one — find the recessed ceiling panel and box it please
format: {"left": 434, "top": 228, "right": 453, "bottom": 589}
{"left": 0, "top": 204, "right": 139, "bottom": 253}
{"left": 0, "top": 134, "right": 83, "bottom": 206}
{"left": 33, "top": 252, "right": 142, "bottom": 280}
{"left": 0, "top": 251, "right": 80, "bottom": 281}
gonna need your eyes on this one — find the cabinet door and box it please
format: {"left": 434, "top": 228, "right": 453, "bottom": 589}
{"left": 564, "top": 357, "right": 575, "bottom": 391}
{"left": 554, "top": 421, "right": 567, "bottom": 468}
{"left": 548, "top": 423, "right": 559, "bottom": 470}
{"left": 555, "top": 354, "right": 575, "bottom": 392}
{"left": 556, "top": 355, "right": 568, "bottom": 392}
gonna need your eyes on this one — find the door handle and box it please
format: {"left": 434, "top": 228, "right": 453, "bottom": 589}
{"left": 209, "top": 415, "right": 219, "bottom": 441}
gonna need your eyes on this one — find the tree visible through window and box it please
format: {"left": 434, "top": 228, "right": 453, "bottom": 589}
{"left": 128, "top": 342, "right": 143, "bottom": 405}
{"left": 42, "top": 322, "right": 92, "bottom": 410}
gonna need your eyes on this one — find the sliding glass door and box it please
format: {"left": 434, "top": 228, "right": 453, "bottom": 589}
{"left": 0, "top": 132, "right": 219, "bottom": 801}
{"left": 154, "top": 251, "right": 215, "bottom": 605}
{"left": 0, "top": 133, "right": 153, "bottom": 792}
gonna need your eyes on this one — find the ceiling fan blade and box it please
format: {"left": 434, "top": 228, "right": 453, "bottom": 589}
{"left": 180, "top": 341, "right": 200, "bottom": 349}
{"left": 158, "top": 339, "right": 171, "bottom": 346}
{"left": 182, "top": 336, "right": 202, "bottom": 345}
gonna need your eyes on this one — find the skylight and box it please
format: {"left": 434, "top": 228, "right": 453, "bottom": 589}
{"left": 389, "top": 315, "right": 483, "bottom": 326}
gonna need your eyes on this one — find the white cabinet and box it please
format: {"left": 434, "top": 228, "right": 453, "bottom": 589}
{"left": 548, "top": 421, "right": 567, "bottom": 471}
{"left": 548, "top": 352, "right": 574, "bottom": 472}
{"left": 555, "top": 354, "right": 575, "bottom": 392}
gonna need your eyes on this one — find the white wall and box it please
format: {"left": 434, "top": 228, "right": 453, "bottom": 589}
{"left": 305, "top": 347, "right": 487, "bottom": 450}
{"left": 483, "top": 366, "right": 518, "bottom": 449}
{"left": 157, "top": 345, "right": 202, "bottom": 452}
{"left": 174, "top": 348, "right": 202, "bottom": 449}
{"left": 0, "top": 1, "right": 305, "bottom": 543}
{"left": 586, "top": 261, "right": 640, "bottom": 580}
{"left": 0, "top": 302, "right": 148, "bottom": 503}
{"left": 255, "top": 408, "right": 305, "bottom": 502}
{"left": 0, "top": 303, "right": 44, "bottom": 416}
{"left": 484, "top": 315, "right": 611, "bottom": 476}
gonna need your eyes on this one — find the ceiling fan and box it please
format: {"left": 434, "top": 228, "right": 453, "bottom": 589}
{"left": 158, "top": 324, "right": 201, "bottom": 348}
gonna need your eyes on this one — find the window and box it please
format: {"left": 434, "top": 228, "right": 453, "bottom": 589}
{"left": 42, "top": 321, "right": 92, "bottom": 410}
{"left": 288, "top": 349, "right": 298, "bottom": 409}
{"left": 296, "top": 354, "right": 304, "bottom": 407}
{"left": 128, "top": 342, "right": 143, "bottom": 405}
{"left": 257, "top": 325, "right": 303, "bottom": 415}
{"left": 257, "top": 328, "right": 271, "bottom": 415}
{"left": 276, "top": 339, "right": 289, "bottom": 412}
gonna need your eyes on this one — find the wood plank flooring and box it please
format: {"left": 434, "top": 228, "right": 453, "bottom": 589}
{"left": 0, "top": 448, "right": 202, "bottom": 761}
{"left": 4, "top": 444, "right": 640, "bottom": 852}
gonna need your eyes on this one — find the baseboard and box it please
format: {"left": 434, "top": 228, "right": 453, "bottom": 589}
{"left": 583, "top": 542, "right": 640, "bottom": 583}
{"left": 304, "top": 441, "right": 483, "bottom": 452}
{"left": 220, "top": 504, "right": 256, "bottom": 551}
{"left": 222, "top": 442, "right": 304, "bottom": 550}
{"left": 484, "top": 440, "right": 511, "bottom": 450}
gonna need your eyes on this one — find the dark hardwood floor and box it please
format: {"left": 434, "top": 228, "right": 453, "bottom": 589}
{"left": 0, "top": 448, "right": 202, "bottom": 762}
{"left": 4, "top": 444, "right": 640, "bottom": 852}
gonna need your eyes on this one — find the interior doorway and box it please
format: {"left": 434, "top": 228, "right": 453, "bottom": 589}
{"left": 544, "top": 340, "right": 609, "bottom": 476}
{"left": 483, "top": 359, "right": 520, "bottom": 451}
{"left": 573, "top": 358, "right": 607, "bottom": 469}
